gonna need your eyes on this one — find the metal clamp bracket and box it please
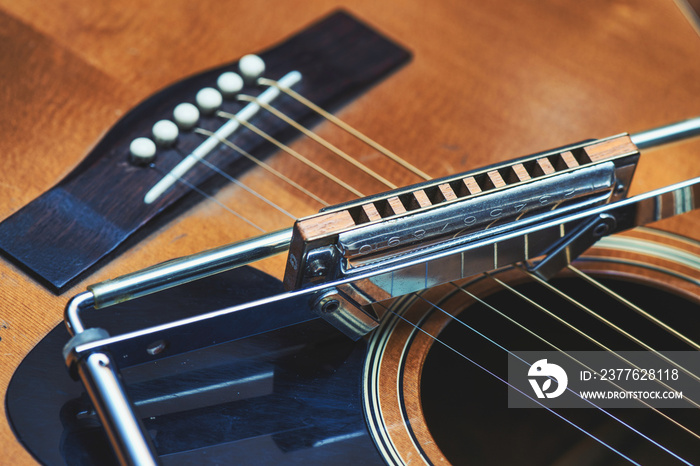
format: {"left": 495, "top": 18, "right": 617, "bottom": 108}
{"left": 527, "top": 213, "right": 617, "bottom": 280}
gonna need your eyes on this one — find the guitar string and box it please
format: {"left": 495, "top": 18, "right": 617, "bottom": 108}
{"left": 220, "top": 91, "right": 700, "bottom": 450}
{"left": 169, "top": 86, "right": 430, "bottom": 235}
{"left": 257, "top": 77, "right": 432, "bottom": 181}
{"left": 170, "top": 88, "right": 700, "bottom": 377}
{"left": 395, "top": 292, "right": 693, "bottom": 465}
{"left": 150, "top": 165, "right": 265, "bottom": 232}
{"left": 567, "top": 264, "right": 700, "bottom": 350}
{"left": 194, "top": 128, "right": 330, "bottom": 207}
{"left": 373, "top": 300, "right": 646, "bottom": 466}
{"left": 147, "top": 86, "right": 698, "bottom": 460}
{"left": 218, "top": 110, "right": 366, "bottom": 197}
{"left": 449, "top": 279, "right": 700, "bottom": 439}
{"left": 518, "top": 264, "right": 700, "bottom": 385}
{"left": 236, "top": 94, "right": 399, "bottom": 189}
{"left": 485, "top": 271, "right": 700, "bottom": 407}
{"left": 172, "top": 146, "right": 297, "bottom": 220}
{"left": 168, "top": 84, "right": 700, "bottom": 374}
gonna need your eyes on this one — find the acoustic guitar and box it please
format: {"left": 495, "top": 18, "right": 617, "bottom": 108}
{"left": 1, "top": 0, "right": 700, "bottom": 464}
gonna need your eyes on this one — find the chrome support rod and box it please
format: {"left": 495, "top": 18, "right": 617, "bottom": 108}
{"left": 72, "top": 176, "right": 700, "bottom": 369}
{"left": 89, "top": 228, "right": 292, "bottom": 309}
{"left": 65, "top": 290, "right": 95, "bottom": 335}
{"left": 61, "top": 117, "right": 700, "bottom": 466}
{"left": 78, "top": 352, "right": 160, "bottom": 466}
{"left": 85, "top": 117, "right": 700, "bottom": 310}
{"left": 64, "top": 292, "right": 160, "bottom": 466}
{"left": 630, "top": 117, "right": 700, "bottom": 149}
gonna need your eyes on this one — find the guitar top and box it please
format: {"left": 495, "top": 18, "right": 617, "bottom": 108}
{"left": 2, "top": 0, "right": 700, "bottom": 464}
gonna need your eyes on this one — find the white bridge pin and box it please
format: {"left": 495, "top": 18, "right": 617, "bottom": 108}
{"left": 173, "top": 103, "right": 200, "bottom": 130}
{"left": 129, "top": 137, "right": 156, "bottom": 165}
{"left": 239, "top": 54, "right": 265, "bottom": 84}
{"left": 217, "top": 72, "right": 244, "bottom": 97}
{"left": 152, "top": 120, "right": 179, "bottom": 146}
{"left": 196, "top": 87, "right": 223, "bottom": 114}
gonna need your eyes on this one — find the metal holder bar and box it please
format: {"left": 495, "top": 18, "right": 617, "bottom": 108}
{"left": 62, "top": 116, "right": 700, "bottom": 466}
{"left": 78, "top": 352, "right": 160, "bottom": 466}
{"left": 64, "top": 292, "right": 161, "bottom": 465}
{"left": 89, "top": 228, "right": 292, "bottom": 309}
{"left": 630, "top": 117, "right": 700, "bottom": 149}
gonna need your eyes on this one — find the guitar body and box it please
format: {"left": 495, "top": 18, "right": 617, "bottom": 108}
{"left": 6, "top": 230, "right": 700, "bottom": 464}
{"left": 2, "top": 0, "right": 700, "bottom": 464}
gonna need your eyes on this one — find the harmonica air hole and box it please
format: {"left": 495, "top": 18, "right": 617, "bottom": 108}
{"left": 522, "top": 159, "right": 540, "bottom": 177}
{"left": 473, "top": 172, "right": 493, "bottom": 191}
{"left": 398, "top": 192, "right": 420, "bottom": 211}
{"left": 571, "top": 146, "right": 592, "bottom": 164}
{"left": 373, "top": 199, "right": 393, "bottom": 218}
{"left": 423, "top": 185, "right": 444, "bottom": 204}
{"left": 499, "top": 166, "right": 516, "bottom": 184}
{"left": 558, "top": 151, "right": 580, "bottom": 169}
{"left": 548, "top": 154, "right": 567, "bottom": 172}
{"left": 449, "top": 179, "right": 468, "bottom": 197}
{"left": 348, "top": 205, "right": 372, "bottom": 224}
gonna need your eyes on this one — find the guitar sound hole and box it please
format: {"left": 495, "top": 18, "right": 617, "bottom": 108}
{"left": 420, "top": 277, "right": 700, "bottom": 465}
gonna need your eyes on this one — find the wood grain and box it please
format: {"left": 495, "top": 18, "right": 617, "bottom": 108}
{"left": 1, "top": 0, "right": 700, "bottom": 463}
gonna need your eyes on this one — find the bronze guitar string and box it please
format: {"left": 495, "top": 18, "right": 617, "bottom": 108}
{"left": 258, "top": 77, "right": 432, "bottom": 182}
{"left": 517, "top": 265, "right": 700, "bottom": 385}
{"left": 449, "top": 278, "right": 700, "bottom": 440}
{"left": 219, "top": 110, "right": 367, "bottom": 197}
{"left": 374, "top": 293, "right": 695, "bottom": 466}
{"left": 567, "top": 264, "right": 700, "bottom": 351}
{"left": 236, "top": 94, "right": 400, "bottom": 189}
{"left": 140, "top": 75, "right": 699, "bottom": 463}
{"left": 194, "top": 128, "right": 331, "bottom": 207}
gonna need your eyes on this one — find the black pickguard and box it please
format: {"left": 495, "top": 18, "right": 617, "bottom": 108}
{"left": 7, "top": 266, "right": 384, "bottom": 465}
